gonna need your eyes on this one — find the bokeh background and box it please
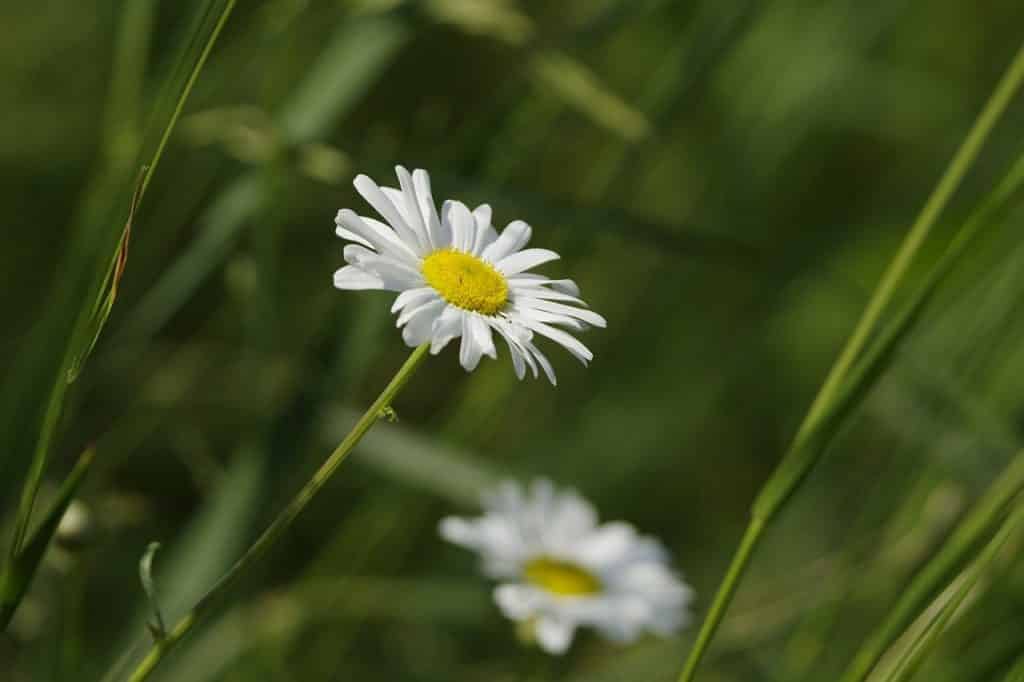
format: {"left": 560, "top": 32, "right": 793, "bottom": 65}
{"left": 3, "top": 0, "right": 1024, "bottom": 680}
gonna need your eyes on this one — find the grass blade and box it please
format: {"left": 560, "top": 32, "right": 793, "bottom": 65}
{"left": 839, "top": 450, "right": 1024, "bottom": 682}
{"left": 0, "top": 447, "right": 94, "bottom": 629}
{"left": 878, "top": 502, "right": 1024, "bottom": 682}
{"left": 676, "top": 41, "right": 1024, "bottom": 682}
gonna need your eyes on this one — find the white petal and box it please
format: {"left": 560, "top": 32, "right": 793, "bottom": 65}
{"left": 468, "top": 314, "right": 496, "bottom": 359}
{"left": 482, "top": 220, "right": 531, "bottom": 262}
{"left": 430, "top": 306, "right": 464, "bottom": 354}
{"left": 471, "top": 204, "right": 498, "bottom": 255}
{"left": 494, "top": 583, "right": 544, "bottom": 621}
{"left": 535, "top": 617, "right": 575, "bottom": 655}
{"left": 391, "top": 287, "right": 437, "bottom": 313}
{"left": 395, "top": 165, "right": 433, "bottom": 249}
{"left": 401, "top": 300, "right": 445, "bottom": 346}
{"left": 413, "top": 168, "right": 448, "bottom": 248}
{"left": 447, "top": 201, "right": 477, "bottom": 253}
{"left": 525, "top": 340, "right": 556, "bottom": 385}
{"left": 335, "top": 226, "right": 373, "bottom": 249}
{"left": 509, "top": 276, "right": 581, "bottom": 298}
{"left": 333, "top": 266, "right": 384, "bottom": 290}
{"left": 573, "top": 522, "right": 638, "bottom": 568}
{"left": 488, "top": 319, "right": 528, "bottom": 380}
{"left": 397, "top": 297, "right": 442, "bottom": 327}
{"left": 547, "top": 491, "right": 598, "bottom": 543}
{"left": 353, "top": 174, "right": 427, "bottom": 256}
{"left": 507, "top": 285, "right": 587, "bottom": 306}
{"left": 515, "top": 298, "right": 607, "bottom": 328}
{"left": 495, "top": 248, "right": 560, "bottom": 275}
{"left": 382, "top": 186, "right": 430, "bottom": 251}
{"left": 526, "top": 321, "right": 594, "bottom": 365}
{"left": 458, "top": 313, "right": 485, "bottom": 371}
{"left": 351, "top": 254, "right": 424, "bottom": 292}
{"left": 510, "top": 306, "right": 585, "bottom": 332}
{"left": 336, "top": 209, "right": 418, "bottom": 264}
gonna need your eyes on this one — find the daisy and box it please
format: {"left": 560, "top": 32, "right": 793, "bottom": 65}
{"left": 440, "top": 479, "right": 692, "bottom": 654}
{"left": 333, "top": 167, "right": 606, "bottom": 384}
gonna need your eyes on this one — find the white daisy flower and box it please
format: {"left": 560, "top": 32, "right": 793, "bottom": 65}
{"left": 333, "top": 167, "right": 606, "bottom": 384}
{"left": 440, "top": 478, "right": 693, "bottom": 654}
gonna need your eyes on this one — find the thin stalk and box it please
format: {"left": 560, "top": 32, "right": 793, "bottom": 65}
{"left": 676, "top": 41, "right": 1024, "bottom": 682}
{"left": 880, "top": 502, "right": 1024, "bottom": 682}
{"left": 677, "top": 518, "right": 764, "bottom": 682}
{"left": 794, "top": 40, "right": 1024, "bottom": 445}
{"left": 1, "top": 0, "right": 239, "bottom": 629}
{"left": 122, "top": 344, "right": 431, "bottom": 682}
{"left": 8, "top": 379, "right": 69, "bottom": 557}
{"left": 137, "top": 0, "right": 237, "bottom": 201}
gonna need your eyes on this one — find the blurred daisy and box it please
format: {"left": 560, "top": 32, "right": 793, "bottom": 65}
{"left": 440, "top": 479, "right": 692, "bottom": 654}
{"left": 333, "top": 167, "right": 605, "bottom": 384}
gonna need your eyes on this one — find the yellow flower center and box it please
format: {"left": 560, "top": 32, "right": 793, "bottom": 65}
{"left": 421, "top": 248, "right": 509, "bottom": 315}
{"left": 523, "top": 557, "right": 602, "bottom": 597}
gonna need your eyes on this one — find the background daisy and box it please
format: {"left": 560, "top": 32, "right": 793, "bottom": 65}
{"left": 440, "top": 478, "right": 693, "bottom": 654}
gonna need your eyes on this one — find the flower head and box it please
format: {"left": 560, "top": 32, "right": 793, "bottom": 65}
{"left": 333, "top": 167, "right": 606, "bottom": 384}
{"left": 440, "top": 479, "right": 692, "bottom": 654}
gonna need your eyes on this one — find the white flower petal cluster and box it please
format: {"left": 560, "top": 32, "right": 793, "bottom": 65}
{"left": 440, "top": 479, "right": 692, "bottom": 654}
{"left": 333, "top": 167, "right": 605, "bottom": 384}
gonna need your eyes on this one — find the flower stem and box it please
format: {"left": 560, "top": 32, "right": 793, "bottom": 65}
{"left": 676, "top": 40, "right": 1024, "bottom": 682}
{"left": 122, "top": 343, "right": 431, "bottom": 682}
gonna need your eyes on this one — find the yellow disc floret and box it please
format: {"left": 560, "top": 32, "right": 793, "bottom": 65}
{"left": 421, "top": 248, "right": 509, "bottom": 315}
{"left": 523, "top": 557, "right": 602, "bottom": 596}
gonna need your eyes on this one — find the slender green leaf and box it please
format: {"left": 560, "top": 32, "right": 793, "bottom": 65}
{"left": 0, "top": 447, "right": 94, "bottom": 630}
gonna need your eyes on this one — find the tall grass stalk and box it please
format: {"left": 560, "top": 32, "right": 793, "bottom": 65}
{"left": 676, "top": 41, "right": 1024, "bottom": 682}
{"left": 839, "top": 451, "right": 1024, "bottom": 681}
{"left": 121, "top": 344, "right": 431, "bottom": 682}
{"left": 0, "top": 0, "right": 238, "bottom": 632}
{"left": 878, "top": 501, "right": 1024, "bottom": 682}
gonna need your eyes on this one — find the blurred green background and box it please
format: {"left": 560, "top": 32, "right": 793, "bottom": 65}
{"left": 3, "top": 0, "right": 1024, "bottom": 680}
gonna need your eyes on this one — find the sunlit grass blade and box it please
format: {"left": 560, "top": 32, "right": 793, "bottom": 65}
{"left": 0, "top": 447, "right": 94, "bottom": 629}
{"left": 839, "top": 450, "right": 1024, "bottom": 682}
{"left": 676, "top": 41, "right": 1024, "bottom": 682}
{"left": 876, "top": 502, "right": 1024, "bottom": 682}
{"left": 66, "top": 166, "right": 144, "bottom": 384}
{"left": 0, "top": 0, "right": 237, "bottom": 635}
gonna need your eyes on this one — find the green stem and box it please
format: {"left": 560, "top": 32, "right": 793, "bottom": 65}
{"left": 676, "top": 518, "right": 764, "bottom": 682}
{"left": 122, "top": 344, "right": 431, "bottom": 682}
{"left": 796, "top": 40, "right": 1024, "bottom": 442}
{"left": 5, "top": 0, "right": 239, "bottom": 585}
{"left": 8, "top": 378, "right": 69, "bottom": 558}
{"left": 676, "top": 40, "right": 1024, "bottom": 682}
{"left": 138, "top": 0, "right": 237, "bottom": 201}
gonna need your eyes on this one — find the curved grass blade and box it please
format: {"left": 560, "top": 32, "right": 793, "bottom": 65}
{"left": 839, "top": 451, "right": 1024, "bottom": 682}
{"left": 0, "top": 447, "right": 94, "bottom": 629}
{"left": 878, "top": 502, "right": 1024, "bottom": 682}
{"left": 676, "top": 41, "right": 1024, "bottom": 681}
{"left": 0, "top": 0, "right": 239, "bottom": 634}
{"left": 139, "top": 542, "right": 168, "bottom": 642}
